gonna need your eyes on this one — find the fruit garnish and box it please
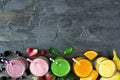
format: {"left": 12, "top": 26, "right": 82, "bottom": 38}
{"left": 84, "top": 50, "right": 98, "bottom": 60}
{"left": 113, "top": 50, "right": 120, "bottom": 70}
{"left": 29, "top": 49, "right": 38, "bottom": 57}
{"left": 40, "top": 50, "right": 46, "bottom": 55}
{"left": 100, "top": 72, "right": 120, "bottom": 80}
{"left": 45, "top": 71, "right": 53, "bottom": 80}
{"left": 64, "top": 47, "right": 73, "bottom": 55}
{"left": 26, "top": 48, "right": 33, "bottom": 53}
{"left": 38, "top": 77, "right": 44, "bottom": 80}
{"left": 48, "top": 47, "right": 59, "bottom": 56}
{"left": 80, "top": 70, "right": 98, "bottom": 80}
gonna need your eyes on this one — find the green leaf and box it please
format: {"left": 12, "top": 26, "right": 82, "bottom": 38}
{"left": 32, "top": 76, "right": 38, "bottom": 80}
{"left": 64, "top": 47, "right": 73, "bottom": 55}
{"left": 48, "top": 47, "right": 59, "bottom": 55}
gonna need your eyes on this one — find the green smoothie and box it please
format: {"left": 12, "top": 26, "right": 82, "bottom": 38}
{"left": 51, "top": 57, "right": 70, "bottom": 77}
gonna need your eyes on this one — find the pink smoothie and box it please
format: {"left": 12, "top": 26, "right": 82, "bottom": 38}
{"left": 29, "top": 57, "right": 49, "bottom": 77}
{"left": 6, "top": 57, "right": 28, "bottom": 78}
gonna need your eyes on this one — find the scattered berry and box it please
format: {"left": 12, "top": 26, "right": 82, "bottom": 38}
{"left": 40, "top": 50, "right": 46, "bottom": 55}
{"left": 0, "top": 76, "right": 7, "bottom": 80}
{"left": 45, "top": 71, "right": 53, "bottom": 80}
{"left": 38, "top": 77, "right": 44, "bottom": 80}
{"left": 26, "top": 48, "right": 33, "bottom": 53}
{"left": 29, "top": 49, "right": 38, "bottom": 57}
{"left": 14, "top": 51, "right": 21, "bottom": 56}
{"left": 3, "top": 51, "right": 10, "bottom": 57}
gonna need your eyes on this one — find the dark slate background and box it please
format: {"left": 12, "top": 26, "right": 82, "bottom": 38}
{"left": 0, "top": 0, "right": 120, "bottom": 79}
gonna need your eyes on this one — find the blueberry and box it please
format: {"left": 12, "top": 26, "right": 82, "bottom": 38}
{"left": 3, "top": 51, "right": 10, "bottom": 57}
{"left": 1, "top": 67, "right": 5, "bottom": 71}
{"left": 0, "top": 76, "right": 7, "bottom": 80}
{"left": 8, "top": 76, "right": 11, "bottom": 79}
{"left": 14, "top": 51, "right": 21, "bottom": 56}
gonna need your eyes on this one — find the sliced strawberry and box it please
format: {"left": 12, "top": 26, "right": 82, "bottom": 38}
{"left": 29, "top": 49, "right": 38, "bottom": 57}
{"left": 26, "top": 48, "right": 33, "bottom": 53}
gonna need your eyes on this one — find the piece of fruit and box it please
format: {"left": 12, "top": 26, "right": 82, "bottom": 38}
{"left": 113, "top": 50, "right": 120, "bottom": 70}
{"left": 100, "top": 72, "right": 120, "bottom": 80}
{"left": 84, "top": 50, "right": 98, "bottom": 60}
{"left": 0, "top": 76, "right": 7, "bottom": 80}
{"left": 64, "top": 47, "right": 73, "bottom": 55}
{"left": 40, "top": 50, "right": 46, "bottom": 55}
{"left": 29, "top": 49, "right": 38, "bottom": 57}
{"left": 38, "top": 77, "right": 44, "bottom": 80}
{"left": 80, "top": 70, "right": 98, "bottom": 80}
{"left": 26, "top": 48, "right": 33, "bottom": 53}
{"left": 3, "top": 51, "right": 11, "bottom": 57}
{"left": 45, "top": 71, "right": 53, "bottom": 80}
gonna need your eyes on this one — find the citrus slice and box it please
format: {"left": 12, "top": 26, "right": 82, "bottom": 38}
{"left": 80, "top": 70, "right": 98, "bottom": 80}
{"left": 84, "top": 50, "right": 98, "bottom": 60}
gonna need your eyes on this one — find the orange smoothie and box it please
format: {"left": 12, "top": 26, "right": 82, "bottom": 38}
{"left": 73, "top": 57, "right": 93, "bottom": 77}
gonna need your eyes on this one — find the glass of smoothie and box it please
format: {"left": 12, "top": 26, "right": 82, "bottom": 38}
{"left": 6, "top": 57, "right": 28, "bottom": 78}
{"left": 94, "top": 57, "right": 117, "bottom": 78}
{"left": 27, "top": 56, "right": 49, "bottom": 77}
{"left": 51, "top": 57, "right": 70, "bottom": 77}
{"left": 73, "top": 57, "right": 93, "bottom": 78}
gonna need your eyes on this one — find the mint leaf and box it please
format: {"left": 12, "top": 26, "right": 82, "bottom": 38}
{"left": 64, "top": 47, "right": 73, "bottom": 55}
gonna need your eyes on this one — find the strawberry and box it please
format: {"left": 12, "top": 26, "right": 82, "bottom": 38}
{"left": 26, "top": 48, "right": 33, "bottom": 53}
{"left": 40, "top": 50, "right": 46, "bottom": 55}
{"left": 38, "top": 77, "right": 44, "bottom": 80}
{"left": 45, "top": 71, "right": 53, "bottom": 80}
{"left": 29, "top": 49, "right": 38, "bottom": 57}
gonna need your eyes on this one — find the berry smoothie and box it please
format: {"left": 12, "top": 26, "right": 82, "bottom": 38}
{"left": 6, "top": 57, "right": 28, "bottom": 78}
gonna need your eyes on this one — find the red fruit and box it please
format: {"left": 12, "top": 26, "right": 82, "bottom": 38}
{"left": 38, "top": 77, "right": 44, "bottom": 80}
{"left": 45, "top": 72, "right": 53, "bottom": 80}
{"left": 29, "top": 49, "right": 38, "bottom": 57}
{"left": 26, "top": 48, "right": 33, "bottom": 53}
{"left": 45, "top": 76, "right": 52, "bottom": 80}
{"left": 41, "top": 50, "right": 46, "bottom": 55}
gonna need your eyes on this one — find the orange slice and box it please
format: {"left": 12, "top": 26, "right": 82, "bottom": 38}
{"left": 80, "top": 70, "right": 98, "bottom": 80}
{"left": 84, "top": 50, "right": 98, "bottom": 60}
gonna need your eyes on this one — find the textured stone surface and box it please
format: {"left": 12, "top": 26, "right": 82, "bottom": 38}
{"left": 0, "top": 0, "right": 120, "bottom": 79}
